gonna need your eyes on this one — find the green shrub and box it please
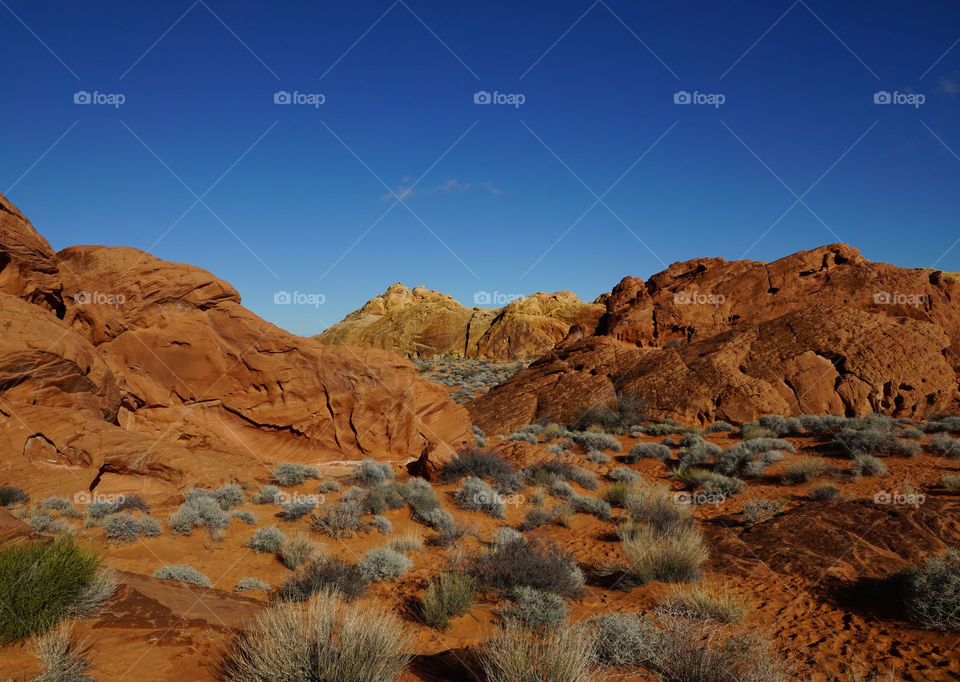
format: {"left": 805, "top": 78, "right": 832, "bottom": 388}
{"left": 500, "top": 586, "right": 567, "bottom": 630}
{"left": 780, "top": 457, "right": 825, "bottom": 485}
{"left": 222, "top": 594, "right": 413, "bottom": 681}
{"left": 246, "top": 526, "right": 285, "bottom": 553}
{"left": 892, "top": 549, "right": 960, "bottom": 631}
{"left": 276, "top": 556, "right": 368, "bottom": 601}
{"left": 421, "top": 572, "right": 478, "bottom": 629}
{"left": 478, "top": 623, "right": 596, "bottom": 682}
{"left": 0, "top": 536, "right": 102, "bottom": 643}
{"left": 272, "top": 462, "right": 321, "bottom": 487}
{"left": 358, "top": 547, "right": 412, "bottom": 581}
{"left": 154, "top": 564, "right": 211, "bottom": 587}
{"left": 464, "top": 537, "right": 584, "bottom": 598}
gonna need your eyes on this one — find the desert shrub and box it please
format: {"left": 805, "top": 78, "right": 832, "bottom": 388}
{"left": 620, "top": 525, "right": 708, "bottom": 584}
{"left": 246, "top": 526, "right": 285, "bottom": 553}
{"left": 942, "top": 475, "right": 960, "bottom": 493}
{"left": 0, "top": 536, "right": 102, "bottom": 643}
{"left": 281, "top": 497, "right": 317, "bottom": 521}
{"left": 0, "top": 485, "right": 29, "bottom": 507}
{"left": 421, "top": 572, "right": 478, "bottom": 629}
{"left": 853, "top": 454, "right": 887, "bottom": 477}
{"left": 568, "top": 466, "right": 599, "bottom": 490}
{"left": 371, "top": 515, "right": 392, "bottom": 535}
{"left": 706, "top": 421, "right": 735, "bottom": 433}
{"left": 742, "top": 498, "right": 784, "bottom": 525}
{"left": 545, "top": 442, "right": 573, "bottom": 456}
{"left": 113, "top": 494, "right": 149, "bottom": 513}
{"left": 350, "top": 458, "right": 393, "bottom": 487}
{"left": 570, "top": 495, "right": 612, "bottom": 519}
{"left": 272, "top": 462, "right": 321, "bottom": 487}
{"left": 572, "top": 404, "right": 629, "bottom": 433}
{"left": 530, "top": 487, "right": 546, "bottom": 506}
{"left": 495, "top": 527, "right": 525, "bottom": 545}
{"left": 214, "top": 483, "right": 244, "bottom": 510}
{"left": 741, "top": 451, "right": 785, "bottom": 479}
{"left": 891, "top": 549, "right": 960, "bottom": 631}
{"left": 154, "top": 564, "right": 211, "bottom": 587}
{"left": 42, "top": 496, "right": 71, "bottom": 511}
{"left": 742, "top": 437, "right": 796, "bottom": 455}
{"left": 102, "top": 513, "right": 149, "bottom": 545}
{"left": 256, "top": 484, "right": 282, "bottom": 504}
{"left": 440, "top": 448, "right": 514, "bottom": 484}
{"left": 500, "top": 586, "right": 567, "bottom": 630}
{"left": 87, "top": 500, "right": 117, "bottom": 519}
{"left": 222, "top": 594, "right": 413, "bottom": 681}
{"left": 923, "top": 416, "right": 960, "bottom": 434}
{"left": 609, "top": 467, "right": 644, "bottom": 484}
{"left": 316, "top": 479, "right": 341, "bottom": 493}
{"left": 676, "top": 468, "right": 745, "bottom": 498}
{"left": 358, "top": 547, "right": 412, "bottom": 581}
{"left": 657, "top": 582, "right": 749, "bottom": 623}
{"left": 478, "top": 623, "right": 596, "bottom": 682}
{"left": 811, "top": 483, "right": 840, "bottom": 500}
{"left": 28, "top": 513, "right": 69, "bottom": 535}
{"left": 525, "top": 458, "right": 574, "bottom": 485}
{"left": 520, "top": 506, "right": 562, "bottom": 531}
{"left": 742, "top": 426, "right": 776, "bottom": 440}
{"left": 312, "top": 500, "right": 367, "bottom": 539}
{"left": 662, "top": 436, "right": 677, "bottom": 446}
{"left": 586, "top": 449, "right": 610, "bottom": 463}
{"left": 31, "top": 623, "right": 94, "bottom": 682}
{"left": 420, "top": 507, "right": 455, "bottom": 532}
{"left": 624, "top": 486, "right": 694, "bottom": 536}
{"left": 454, "top": 476, "right": 505, "bottom": 518}
{"left": 507, "top": 431, "right": 538, "bottom": 444}
{"left": 929, "top": 434, "right": 960, "bottom": 458}
{"left": 168, "top": 493, "right": 229, "bottom": 536}
{"left": 542, "top": 423, "right": 571, "bottom": 440}
{"left": 833, "top": 428, "right": 919, "bottom": 458}
{"left": 464, "top": 537, "right": 584, "bottom": 597}
{"left": 426, "top": 521, "right": 474, "bottom": 548}
{"left": 277, "top": 556, "right": 368, "bottom": 601}
{"left": 641, "top": 420, "right": 682, "bottom": 436}
{"left": 902, "top": 427, "right": 924, "bottom": 440}
{"left": 799, "top": 414, "right": 847, "bottom": 434}
{"left": 355, "top": 484, "right": 404, "bottom": 514}
{"left": 625, "top": 442, "right": 671, "bottom": 463}
{"left": 601, "top": 481, "right": 634, "bottom": 506}
{"left": 68, "top": 565, "right": 117, "bottom": 618}
{"left": 389, "top": 531, "right": 423, "bottom": 553}
{"left": 585, "top": 612, "right": 654, "bottom": 668}
{"left": 780, "top": 457, "right": 825, "bottom": 485}
{"left": 280, "top": 533, "right": 316, "bottom": 570}
{"left": 232, "top": 510, "right": 257, "bottom": 525}
{"left": 235, "top": 577, "right": 270, "bottom": 592}
{"left": 572, "top": 431, "right": 622, "bottom": 452}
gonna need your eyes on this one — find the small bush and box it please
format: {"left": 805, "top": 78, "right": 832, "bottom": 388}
{"left": 27, "top": 513, "right": 68, "bottom": 535}
{"left": 464, "top": 537, "right": 584, "bottom": 597}
{"left": 892, "top": 549, "right": 960, "bottom": 631}
{"left": 358, "top": 547, "right": 412, "bottom": 581}
{"left": 520, "top": 506, "right": 561, "bottom": 531}
{"left": 833, "top": 428, "right": 919, "bottom": 458}
{"left": 478, "top": 623, "right": 596, "bottom": 682}
{"left": 350, "top": 458, "right": 393, "bottom": 486}
{"left": 568, "top": 466, "right": 598, "bottom": 490}
{"left": 232, "top": 510, "right": 257, "bottom": 525}
{"left": 494, "top": 527, "right": 524, "bottom": 545}
{"left": 570, "top": 495, "right": 612, "bottom": 519}
{"left": 586, "top": 449, "right": 610, "bottom": 463}
{"left": 548, "top": 480, "right": 576, "bottom": 500}
{"left": 942, "top": 475, "right": 960, "bottom": 493}
{"left": 500, "top": 586, "right": 567, "bottom": 630}
{"left": 421, "top": 572, "right": 478, "bottom": 629}
{"left": 280, "top": 497, "right": 317, "bottom": 520}
{"left": 601, "top": 481, "right": 634, "bottom": 506}
{"left": 657, "top": 582, "right": 749, "bottom": 623}
{"left": 929, "top": 434, "right": 960, "bottom": 458}
{"left": 256, "top": 484, "right": 281, "bottom": 504}
{"left": 706, "top": 421, "right": 735, "bottom": 433}
{"left": 585, "top": 612, "right": 653, "bottom": 668}
{"left": 42, "top": 496, "right": 71, "bottom": 511}
{"left": 620, "top": 525, "right": 709, "bottom": 584}
{"left": 114, "top": 494, "right": 149, "bottom": 513}
{"left": 168, "top": 494, "right": 229, "bottom": 536}
{"left": 102, "top": 513, "right": 148, "bottom": 545}
{"left": 214, "top": 484, "right": 244, "bottom": 510}
{"left": 246, "top": 526, "right": 285, "bottom": 553}
{"left": 280, "top": 533, "right": 316, "bottom": 570}
{"left": 312, "top": 500, "right": 367, "bottom": 539}
{"left": 389, "top": 531, "right": 423, "bottom": 553}
{"left": 277, "top": 556, "right": 368, "bottom": 601}
{"left": 609, "top": 467, "right": 644, "bottom": 484}
{"left": 676, "top": 468, "right": 745, "bottom": 498}
{"left": 154, "top": 564, "right": 211, "bottom": 587}
{"left": 0, "top": 485, "right": 29, "bottom": 507}
{"left": 454, "top": 476, "right": 506, "bottom": 518}
{"left": 222, "top": 594, "right": 413, "bottom": 681}
{"left": 272, "top": 462, "right": 321, "bottom": 487}
{"left": 781, "top": 457, "right": 825, "bottom": 485}
{"left": 507, "top": 431, "right": 538, "bottom": 444}
{"left": 811, "top": 483, "right": 840, "bottom": 500}
{"left": 31, "top": 623, "right": 94, "bottom": 682}
{"left": 624, "top": 442, "right": 672, "bottom": 463}
{"left": 0, "top": 536, "right": 101, "bottom": 643}
{"left": 371, "top": 515, "right": 392, "bottom": 535}
{"left": 572, "top": 431, "right": 622, "bottom": 452}
{"left": 853, "top": 454, "right": 887, "bottom": 477}
{"left": 316, "top": 480, "right": 341, "bottom": 493}
{"left": 235, "top": 577, "right": 270, "bottom": 592}
{"left": 441, "top": 448, "right": 514, "bottom": 483}
{"left": 87, "top": 500, "right": 117, "bottom": 519}
{"left": 624, "top": 486, "right": 693, "bottom": 536}
{"left": 742, "top": 498, "right": 784, "bottom": 525}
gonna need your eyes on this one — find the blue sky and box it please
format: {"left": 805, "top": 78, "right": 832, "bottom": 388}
{"left": 2, "top": 0, "right": 959, "bottom": 335}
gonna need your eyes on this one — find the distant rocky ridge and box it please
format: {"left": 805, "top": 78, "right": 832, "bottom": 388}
{"left": 315, "top": 282, "right": 605, "bottom": 361}
{"left": 468, "top": 244, "right": 960, "bottom": 434}
{"left": 0, "top": 192, "right": 471, "bottom": 499}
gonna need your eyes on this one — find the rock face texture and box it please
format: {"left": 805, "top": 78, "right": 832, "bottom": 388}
{"left": 469, "top": 244, "right": 960, "bottom": 433}
{"left": 316, "top": 282, "right": 605, "bottom": 360}
{"left": 0, "top": 193, "right": 471, "bottom": 499}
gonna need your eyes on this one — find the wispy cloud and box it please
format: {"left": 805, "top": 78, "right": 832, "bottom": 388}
{"left": 380, "top": 177, "right": 501, "bottom": 201}
{"left": 939, "top": 75, "right": 960, "bottom": 96}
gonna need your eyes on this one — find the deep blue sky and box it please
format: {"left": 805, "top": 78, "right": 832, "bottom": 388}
{"left": 2, "top": 1, "right": 959, "bottom": 335}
